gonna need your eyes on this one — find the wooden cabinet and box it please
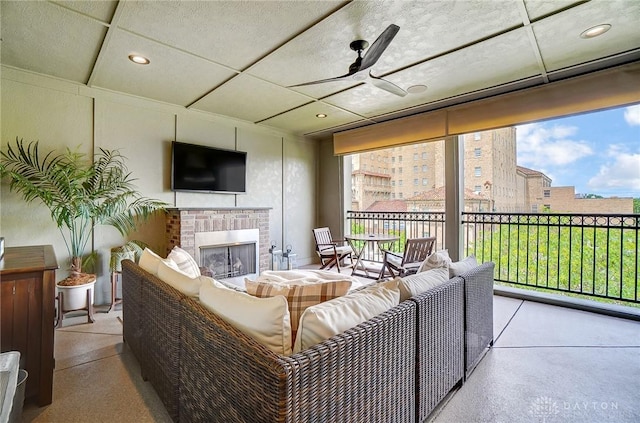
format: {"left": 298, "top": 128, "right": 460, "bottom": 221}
{"left": 0, "top": 245, "right": 58, "bottom": 406}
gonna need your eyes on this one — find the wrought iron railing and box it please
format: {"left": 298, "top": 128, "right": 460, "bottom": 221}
{"left": 462, "top": 212, "right": 639, "bottom": 305}
{"left": 346, "top": 210, "right": 639, "bottom": 305}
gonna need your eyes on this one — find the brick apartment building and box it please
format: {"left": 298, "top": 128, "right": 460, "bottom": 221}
{"left": 351, "top": 128, "right": 633, "bottom": 214}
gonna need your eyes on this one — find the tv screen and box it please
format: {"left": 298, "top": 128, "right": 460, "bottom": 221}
{"left": 171, "top": 142, "right": 247, "bottom": 194}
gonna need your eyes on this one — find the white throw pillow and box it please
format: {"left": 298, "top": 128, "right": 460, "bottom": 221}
{"left": 167, "top": 246, "right": 201, "bottom": 278}
{"left": 200, "top": 278, "right": 292, "bottom": 356}
{"left": 293, "top": 282, "right": 400, "bottom": 353}
{"left": 156, "top": 259, "right": 202, "bottom": 298}
{"left": 396, "top": 267, "right": 450, "bottom": 301}
{"left": 449, "top": 255, "right": 478, "bottom": 277}
{"left": 417, "top": 249, "right": 452, "bottom": 273}
{"left": 138, "top": 248, "right": 164, "bottom": 275}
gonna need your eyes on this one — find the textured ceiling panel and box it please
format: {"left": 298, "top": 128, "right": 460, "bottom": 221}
{"left": 325, "top": 28, "right": 541, "bottom": 118}
{"left": 191, "top": 74, "right": 312, "bottom": 122}
{"left": 91, "top": 31, "right": 236, "bottom": 106}
{"left": 117, "top": 0, "right": 345, "bottom": 71}
{"left": 523, "top": 0, "right": 583, "bottom": 21}
{"left": 0, "top": 1, "right": 106, "bottom": 83}
{"left": 260, "top": 102, "right": 365, "bottom": 135}
{"left": 533, "top": 0, "right": 640, "bottom": 72}
{"left": 249, "top": 0, "right": 523, "bottom": 95}
{"left": 2, "top": 0, "right": 639, "bottom": 137}
{"left": 52, "top": 0, "right": 117, "bottom": 23}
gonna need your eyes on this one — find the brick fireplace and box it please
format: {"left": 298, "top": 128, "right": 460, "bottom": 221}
{"left": 165, "top": 208, "right": 271, "bottom": 274}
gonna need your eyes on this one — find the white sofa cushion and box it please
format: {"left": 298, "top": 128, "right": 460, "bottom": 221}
{"left": 449, "top": 255, "right": 479, "bottom": 277}
{"left": 396, "top": 267, "right": 450, "bottom": 301}
{"left": 200, "top": 277, "right": 292, "bottom": 356}
{"left": 292, "top": 282, "right": 400, "bottom": 353}
{"left": 138, "top": 248, "right": 164, "bottom": 275}
{"left": 156, "top": 259, "right": 202, "bottom": 298}
{"left": 167, "top": 246, "right": 201, "bottom": 278}
{"left": 417, "top": 249, "right": 452, "bottom": 273}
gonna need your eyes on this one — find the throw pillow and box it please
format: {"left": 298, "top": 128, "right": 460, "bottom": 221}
{"left": 156, "top": 258, "right": 202, "bottom": 298}
{"left": 417, "top": 249, "right": 452, "bottom": 273}
{"left": 167, "top": 246, "right": 201, "bottom": 278}
{"left": 138, "top": 248, "right": 164, "bottom": 275}
{"left": 396, "top": 267, "right": 450, "bottom": 301}
{"left": 200, "top": 277, "right": 292, "bottom": 356}
{"left": 449, "top": 255, "right": 479, "bottom": 277}
{"left": 293, "top": 281, "right": 400, "bottom": 353}
{"left": 245, "top": 278, "right": 352, "bottom": 342}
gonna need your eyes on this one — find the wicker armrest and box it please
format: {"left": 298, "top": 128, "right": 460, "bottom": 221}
{"left": 410, "top": 277, "right": 465, "bottom": 422}
{"left": 461, "top": 261, "right": 495, "bottom": 378}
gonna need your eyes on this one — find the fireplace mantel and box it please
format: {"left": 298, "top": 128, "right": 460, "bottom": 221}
{"left": 166, "top": 208, "right": 271, "bottom": 273}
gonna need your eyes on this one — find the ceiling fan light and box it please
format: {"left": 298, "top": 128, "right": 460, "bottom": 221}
{"left": 407, "top": 85, "right": 427, "bottom": 94}
{"left": 128, "top": 54, "right": 150, "bottom": 65}
{"left": 316, "top": 113, "right": 327, "bottom": 119}
{"left": 580, "top": 24, "right": 611, "bottom": 39}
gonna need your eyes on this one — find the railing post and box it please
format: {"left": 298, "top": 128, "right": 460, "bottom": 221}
{"left": 445, "top": 135, "right": 463, "bottom": 261}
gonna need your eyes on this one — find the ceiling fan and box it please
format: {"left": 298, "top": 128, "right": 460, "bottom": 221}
{"left": 289, "top": 24, "right": 407, "bottom": 97}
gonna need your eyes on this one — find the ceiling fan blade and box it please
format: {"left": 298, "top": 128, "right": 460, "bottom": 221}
{"left": 359, "top": 24, "right": 400, "bottom": 71}
{"left": 288, "top": 71, "right": 355, "bottom": 88}
{"left": 368, "top": 71, "right": 407, "bottom": 97}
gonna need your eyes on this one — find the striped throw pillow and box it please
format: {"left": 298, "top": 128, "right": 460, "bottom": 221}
{"left": 167, "top": 246, "right": 201, "bottom": 278}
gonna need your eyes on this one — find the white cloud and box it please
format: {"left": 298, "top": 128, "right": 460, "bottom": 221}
{"left": 624, "top": 104, "right": 640, "bottom": 126}
{"left": 516, "top": 122, "right": 593, "bottom": 167}
{"left": 587, "top": 152, "right": 640, "bottom": 191}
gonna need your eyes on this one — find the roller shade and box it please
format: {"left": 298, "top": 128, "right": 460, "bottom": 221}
{"left": 334, "top": 61, "right": 640, "bottom": 155}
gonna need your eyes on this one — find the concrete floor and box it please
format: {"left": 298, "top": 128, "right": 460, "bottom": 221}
{"left": 21, "top": 295, "right": 640, "bottom": 423}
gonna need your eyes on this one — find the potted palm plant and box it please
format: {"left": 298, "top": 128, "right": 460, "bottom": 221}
{"left": 0, "top": 138, "right": 167, "bottom": 310}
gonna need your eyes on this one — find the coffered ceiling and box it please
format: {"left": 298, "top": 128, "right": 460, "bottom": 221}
{"left": 2, "top": 0, "right": 639, "bottom": 138}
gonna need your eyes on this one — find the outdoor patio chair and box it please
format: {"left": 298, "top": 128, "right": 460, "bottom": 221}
{"left": 379, "top": 236, "right": 436, "bottom": 279}
{"left": 312, "top": 227, "right": 354, "bottom": 273}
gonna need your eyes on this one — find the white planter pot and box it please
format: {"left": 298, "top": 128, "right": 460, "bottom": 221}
{"left": 57, "top": 281, "right": 95, "bottom": 311}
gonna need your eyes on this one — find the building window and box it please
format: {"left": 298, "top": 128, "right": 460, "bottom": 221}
{"left": 398, "top": 155, "right": 403, "bottom": 162}
{"left": 422, "top": 178, "right": 428, "bottom": 186}
{"left": 392, "top": 168, "right": 395, "bottom": 174}
{"left": 399, "top": 180, "right": 403, "bottom": 186}
{"left": 399, "top": 192, "right": 403, "bottom": 199}
{"left": 543, "top": 189, "right": 551, "bottom": 198}
{"left": 543, "top": 204, "right": 551, "bottom": 212}
{"left": 474, "top": 167, "right": 481, "bottom": 177}
{"left": 474, "top": 148, "right": 481, "bottom": 157}
{"left": 474, "top": 132, "right": 481, "bottom": 140}
{"left": 422, "top": 165, "right": 427, "bottom": 172}
{"left": 414, "top": 179, "right": 419, "bottom": 186}
{"left": 422, "top": 152, "right": 427, "bottom": 159}
{"left": 474, "top": 185, "right": 482, "bottom": 192}
{"left": 362, "top": 164, "right": 367, "bottom": 170}
{"left": 399, "top": 167, "right": 403, "bottom": 174}
{"left": 413, "top": 166, "right": 418, "bottom": 173}
{"left": 392, "top": 157, "right": 395, "bottom": 163}
{"left": 413, "top": 153, "right": 418, "bottom": 161}
{"left": 532, "top": 204, "right": 538, "bottom": 212}
{"left": 392, "top": 181, "right": 395, "bottom": 186}
{"left": 392, "top": 193, "right": 395, "bottom": 199}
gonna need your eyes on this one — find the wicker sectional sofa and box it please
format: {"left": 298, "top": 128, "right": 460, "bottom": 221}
{"left": 121, "top": 259, "right": 494, "bottom": 423}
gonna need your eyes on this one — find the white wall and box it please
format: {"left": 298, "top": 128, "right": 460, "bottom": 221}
{"left": 1, "top": 66, "right": 318, "bottom": 304}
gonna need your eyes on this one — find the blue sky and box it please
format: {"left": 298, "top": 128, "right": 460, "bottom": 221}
{"left": 516, "top": 104, "right": 640, "bottom": 198}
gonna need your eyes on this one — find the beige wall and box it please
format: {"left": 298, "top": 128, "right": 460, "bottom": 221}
{"left": 547, "top": 187, "right": 633, "bottom": 213}
{"left": 1, "top": 66, "right": 317, "bottom": 304}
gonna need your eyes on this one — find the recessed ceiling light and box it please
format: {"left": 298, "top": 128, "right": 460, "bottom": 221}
{"left": 316, "top": 113, "right": 327, "bottom": 118}
{"left": 580, "top": 24, "right": 611, "bottom": 39}
{"left": 407, "top": 85, "right": 428, "bottom": 94}
{"left": 128, "top": 54, "right": 150, "bottom": 65}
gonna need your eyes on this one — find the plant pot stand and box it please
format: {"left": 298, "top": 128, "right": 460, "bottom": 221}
{"left": 55, "top": 274, "right": 96, "bottom": 328}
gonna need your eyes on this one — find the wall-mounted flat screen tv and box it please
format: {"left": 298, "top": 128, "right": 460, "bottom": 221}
{"left": 171, "top": 141, "right": 247, "bottom": 194}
